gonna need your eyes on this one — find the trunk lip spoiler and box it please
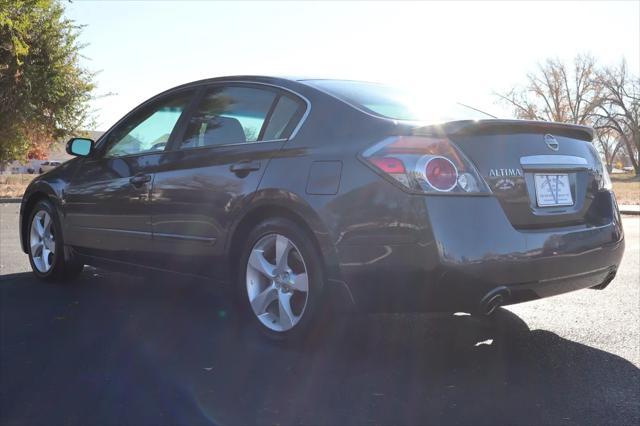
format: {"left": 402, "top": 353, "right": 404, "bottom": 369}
{"left": 400, "top": 119, "right": 594, "bottom": 142}
{"left": 520, "top": 155, "right": 590, "bottom": 171}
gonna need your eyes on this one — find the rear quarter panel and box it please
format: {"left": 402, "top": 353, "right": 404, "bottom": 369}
{"left": 253, "top": 90, "right": 429, "bottom": 284}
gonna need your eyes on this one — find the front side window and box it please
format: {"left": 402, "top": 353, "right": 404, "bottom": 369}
{"left": 178, "top": 86, "right": 276, "bottom": 149}
{"left": 104, "top": 92, "right": 192, "bottom": 158}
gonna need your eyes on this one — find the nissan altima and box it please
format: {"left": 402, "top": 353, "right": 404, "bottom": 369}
{"left": 20, "top": 76, "right": 625, "bottom": 339}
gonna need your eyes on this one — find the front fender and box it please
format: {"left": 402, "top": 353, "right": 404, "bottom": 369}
{"left": 19, "top": 160, "right": 77, "bottom": 253}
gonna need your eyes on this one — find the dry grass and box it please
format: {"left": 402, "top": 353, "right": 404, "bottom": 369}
{"left": 612, "top": 174, "right": 640, "bottom": 206}
{"left": 0, "top": 174, "right": 36, "bottom": 198}
{"left": 1, "top": 172, "right": 639, "bottom": 205}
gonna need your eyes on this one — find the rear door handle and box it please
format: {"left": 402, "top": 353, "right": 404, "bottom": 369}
{"left": 230, "top": 161, "right": 261, "bottom": 173}
{"left": 129, "top": 174, "right": 152, "bottom": 186}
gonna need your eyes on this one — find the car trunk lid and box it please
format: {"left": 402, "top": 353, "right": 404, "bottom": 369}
{"left": 408, "top": 120, "right": 611, "bottom": 229}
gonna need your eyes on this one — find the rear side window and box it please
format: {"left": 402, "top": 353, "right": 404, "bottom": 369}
{"left": 179, "top": 86, "right": 276, "bottom": 149}
{"left": 262, "top": 95, "right": 304, "bottom": 140}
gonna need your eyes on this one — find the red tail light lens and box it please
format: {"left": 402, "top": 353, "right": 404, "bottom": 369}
{"left": 362, "top": 136, "right": 489, "bottom": 194}
{"left": 424, "top": 157, "right": 458, "bottom": 191}
{"left": 369, "top": 157, "right": 406, "bottom": 174}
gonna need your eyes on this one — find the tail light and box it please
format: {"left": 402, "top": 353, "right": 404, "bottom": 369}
{"left": 588, "top": 144, "right": 613, "bottom": 190}
{"left": 362, "top": 136, "right": 490, "bottom": 194}
{"left": 424, "top": 156, "right": 457, "bottom": 191}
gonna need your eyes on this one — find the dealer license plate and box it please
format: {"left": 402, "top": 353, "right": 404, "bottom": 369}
{"left": 534, "top": 174, "right": 573, "bottom": 207}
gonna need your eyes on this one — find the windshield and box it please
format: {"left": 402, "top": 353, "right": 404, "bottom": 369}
{"left": 304, "top": 79, "right": 495, "bottom": 122}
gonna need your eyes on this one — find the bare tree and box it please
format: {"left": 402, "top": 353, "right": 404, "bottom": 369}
{"left": 593, "top": 125, "right": 625, "bottom": 172}
{"left": 496, "top": 55, "right": 639, "bottom": 175}
{"left": 593, "top": 61, "right": 639, "bottom": 174}
{"left": 496, "top": 54, "right": 602, "bottom": 124}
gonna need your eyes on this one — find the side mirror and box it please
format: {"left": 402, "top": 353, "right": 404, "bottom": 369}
{"left": 66, "top": 137, "right": 94, "bottom": 157}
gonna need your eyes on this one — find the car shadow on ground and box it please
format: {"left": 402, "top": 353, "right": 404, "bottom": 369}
{"left": 1, "top": 269, "right": 638, "bottom": 426}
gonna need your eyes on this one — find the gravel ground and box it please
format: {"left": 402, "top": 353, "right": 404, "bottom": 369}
{"left": 1, "top": 203, "right": 638, "bottom": 426}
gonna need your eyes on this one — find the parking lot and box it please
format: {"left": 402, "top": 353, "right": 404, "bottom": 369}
{"left": 1, "top": 202, "right": 638, "bottom": 426}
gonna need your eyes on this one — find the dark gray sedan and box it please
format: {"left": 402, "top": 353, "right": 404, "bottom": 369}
{"left": 20, "top": 76, "right": 625, "bottom": 339}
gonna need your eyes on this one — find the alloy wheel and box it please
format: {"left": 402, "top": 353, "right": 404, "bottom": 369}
{"left": 245, "top": 233, "right": 309, "bottom": 332}
{"left": 30, "top": 210, "right": 56, "bottom": 273}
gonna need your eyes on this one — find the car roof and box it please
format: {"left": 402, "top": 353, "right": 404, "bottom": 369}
{"left": 164, "top": 75, "right": 365, "bottom": 92}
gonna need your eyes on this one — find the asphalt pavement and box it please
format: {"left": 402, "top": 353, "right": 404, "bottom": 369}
{"left": 1, "top": 203, "right": 639, "bottom": 426}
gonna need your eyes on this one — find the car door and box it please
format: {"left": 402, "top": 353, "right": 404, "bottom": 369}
{"left": 148, "top": 83, "right": 306, "bottom": 278}
{"left": 64, "top": 89, "right": 195, "bottom": 263}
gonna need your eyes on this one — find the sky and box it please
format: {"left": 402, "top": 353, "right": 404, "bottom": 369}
{"left": 65, "top": 0, "right": 640, "bottom": 130}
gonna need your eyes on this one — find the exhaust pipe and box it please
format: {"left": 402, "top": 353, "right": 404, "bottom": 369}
{"left": 482, "top": 294, "right": 503, "bottom": 316}
{"left": 590, "top": 268, "right": 617, "bottom": 290}
{"left": 479, "top": 287, "right": 510, "bottom": 316}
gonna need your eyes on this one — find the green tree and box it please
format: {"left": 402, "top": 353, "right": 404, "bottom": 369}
{"left": 0, "top": 0, "right": 95, "bottom": 163}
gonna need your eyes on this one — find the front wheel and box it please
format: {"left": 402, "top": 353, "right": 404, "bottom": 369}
{"left": 238, "top": 218, "right": 324, "bottom": 340}
{"left": 27, "top": 199, "right": 84, "bottom": 281}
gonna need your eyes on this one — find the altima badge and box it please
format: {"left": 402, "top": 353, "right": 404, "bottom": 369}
{"left": 488, "top": 168, "right": 523, "bottom": 177}
{"left": 544, "top": 134, "right": 560, "bottom": 151}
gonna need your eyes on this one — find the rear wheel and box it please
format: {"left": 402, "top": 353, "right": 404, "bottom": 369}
{"left": 27, "top": 200, "right": 83, "bottom": 281}
{"left": 238, "top": 218, "right": 324, "bottom": 340}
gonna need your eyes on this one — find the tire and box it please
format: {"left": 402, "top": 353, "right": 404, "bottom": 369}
{"left": 237, "top": 218, "right": 325, "bottom": 341}
{"left": 27, "top": 199, "right": 84, "bottom": 282}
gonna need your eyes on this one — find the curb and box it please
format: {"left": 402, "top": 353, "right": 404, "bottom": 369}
{"left": 620, "top": 208, "right": 640, "bottom": 216}
{"left": 0, "top": 198, "right": 21, "bottom": 204}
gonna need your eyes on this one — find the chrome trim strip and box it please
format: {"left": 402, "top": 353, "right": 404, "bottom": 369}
{"left": 170, "top": 138, "right": 286, "bottom": 153}
{"left": 520, "top": 155, "right": 589, "bottom": 170}
{"left": 75, "top": 226, "right": 151, "bottom": 237}
{"left": 153, "top": 232, "right": 216, "bottom": 244}
{"left": 76, "top": 226, "right": 217, "bottom": 244}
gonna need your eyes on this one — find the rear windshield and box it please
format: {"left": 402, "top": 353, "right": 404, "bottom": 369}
{"left": 304, "top": 79, "right": 494, "bottom": 123}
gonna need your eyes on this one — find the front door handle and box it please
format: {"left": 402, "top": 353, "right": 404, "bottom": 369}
{"left": 230, "top": 161, "right": 261, "bottom": 173}
{"left": 129, "top": 174, "right": 152, "bottom": 186}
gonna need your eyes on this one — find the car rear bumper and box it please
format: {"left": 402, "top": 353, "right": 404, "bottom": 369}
{"left": 336, "top": 192, "right": 625, "bottom": 312}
